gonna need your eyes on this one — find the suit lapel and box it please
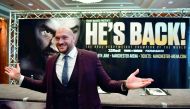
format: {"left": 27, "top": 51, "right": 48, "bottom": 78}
{"left": 48, "top": 54, "right": 60, "bottom": 76}
{"left": 47, "top": 54, "right": 59, "bottom": 88}
{"left": 77, "top": 49, "right": 85, "bottom": 92}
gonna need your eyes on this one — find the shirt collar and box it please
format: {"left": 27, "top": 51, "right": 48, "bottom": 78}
{"left": 60, "top": 46, "right": 78, "bottom": 59}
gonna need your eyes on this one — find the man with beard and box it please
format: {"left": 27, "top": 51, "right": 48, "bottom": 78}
{"left": 5, "top": 27, "right": 154, "bottom": 109}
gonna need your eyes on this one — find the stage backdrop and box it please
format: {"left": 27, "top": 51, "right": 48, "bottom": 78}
{"left": 19, "top": 18, "right": 190, "bottom": 88}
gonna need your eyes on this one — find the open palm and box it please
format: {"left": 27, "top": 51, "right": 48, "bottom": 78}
{"left": 125, "top": 69, "right": 154, "bottom": 89}
{"left": 4, "top": 63, "right": 21, "bottom": 81}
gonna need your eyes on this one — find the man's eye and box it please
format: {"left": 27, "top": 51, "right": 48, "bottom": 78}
{"left": 71, "top": 26, "right": 79, "bottom": 34}
{"left": 72, "top": 28, "right": 78, "bottom": 34}
{"left": 41, "top": 31, "right": 53, "bottom": 37}
{"left": 40, "top": 24, "right": 55, "bottom": 36}
{"left": 41, "top": 31, "right": 46, "bottom": 36}
{"left": 45, "top": 29, "right": 52, "bottom": 34}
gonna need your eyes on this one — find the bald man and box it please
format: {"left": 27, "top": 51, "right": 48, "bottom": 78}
{"left": 5, "top": 27, "right": 154, "bottom": 109}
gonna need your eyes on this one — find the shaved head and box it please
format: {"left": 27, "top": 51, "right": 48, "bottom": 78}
{"left": 54, "top": 27, "right": 75, "bottom": 54}
{"left": 55, "top": 28, "right": 75, "bottom": 39}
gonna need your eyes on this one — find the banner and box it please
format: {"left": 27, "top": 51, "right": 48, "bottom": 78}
{"left": 19, "top": 18, "right": 189, "bottom": 88}
{"left": 82, "top": 18, "right": 189, "bottom": 88}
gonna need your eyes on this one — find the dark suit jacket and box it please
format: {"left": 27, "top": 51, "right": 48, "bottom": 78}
{"left": 21, "top": 49, "right": 128, "bottom": 109}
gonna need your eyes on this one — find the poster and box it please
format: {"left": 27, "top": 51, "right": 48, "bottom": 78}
{"left": 19, "top": 18, "right": 189, "bottom": 88}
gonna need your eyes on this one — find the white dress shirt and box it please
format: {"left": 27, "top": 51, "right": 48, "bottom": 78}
{"left": 56, "top": 47, "right": 78, "bottom": 83}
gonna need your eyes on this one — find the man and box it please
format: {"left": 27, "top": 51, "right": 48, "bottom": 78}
{"left": 5, "top": 27, "right": 154, "bottom": 109}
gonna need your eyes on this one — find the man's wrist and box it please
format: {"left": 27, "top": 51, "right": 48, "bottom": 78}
{"left": 121, "top": 83, "right": 128, "bottom": 91}
{"left": 18, "top": 75, "right": 24, "bottom": 85}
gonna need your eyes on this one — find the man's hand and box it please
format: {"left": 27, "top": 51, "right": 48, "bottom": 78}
{"left": 4, "top": 63, "right": 21, "bottom": 81}
{"left": 125, "top": 69, "right": 154, "bottom": 89}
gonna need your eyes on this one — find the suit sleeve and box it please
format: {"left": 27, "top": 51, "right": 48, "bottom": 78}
{"left": 20, "top": 74, "right": 47, "bottom": 93}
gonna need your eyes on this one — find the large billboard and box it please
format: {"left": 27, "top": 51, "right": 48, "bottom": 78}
{"left": 19, "top": 18, "right": 189, "bottom": 88}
